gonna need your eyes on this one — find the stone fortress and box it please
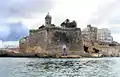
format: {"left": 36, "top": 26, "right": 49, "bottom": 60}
{"left": 19, "top": 13, "right": 120, "bottom": 57}
{"left": 19, "top": 13, "right": 84, "bottom": 57}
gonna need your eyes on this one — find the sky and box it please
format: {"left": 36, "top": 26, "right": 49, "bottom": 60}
{"left": 0, "top": 0, "right": 120, "bottom": 44}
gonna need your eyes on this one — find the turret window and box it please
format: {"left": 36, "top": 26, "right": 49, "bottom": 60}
{"left": 46, "top": 22, "right": 49, "bottom": 24}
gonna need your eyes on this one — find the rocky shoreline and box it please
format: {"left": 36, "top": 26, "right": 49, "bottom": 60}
{"left": 0, "top": 47, "right": 120, "bottom": 58}
{"left": 0, "top": 49, "right": 88, "bottom": 58}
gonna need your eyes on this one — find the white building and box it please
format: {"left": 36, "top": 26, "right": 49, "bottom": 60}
{"left": 3, "top": 41, "right": 19, "bottom": 48}
{"left": 97, "top": 28, "right": 113, "bottom": 43}
{"left": 82, "top": 25, "right": 97, "bottom": 41}
{"left": 0, "top": 40, "right": 3, "bottom": 48}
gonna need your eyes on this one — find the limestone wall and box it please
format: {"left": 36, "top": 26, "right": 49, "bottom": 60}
{"left": 45, "top": 27, "right": 84, "bottom": 55}
{"left": 19, "top": 29, "right": 48, "bottom": 53}
{"left": 100, "top": 46, "right": 120, "bottom": 56}
{"left": 19, "top": 36, "right": 29, "bottom": 53}
{"left": 19, "top": 27, "right": 84, "bottom": 56}
{"left": 29, "top": 29, "right": 47, "bottom": 48}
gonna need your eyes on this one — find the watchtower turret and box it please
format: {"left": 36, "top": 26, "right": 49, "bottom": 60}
{"left": 45, "top": 12, "right": 52, "bottom": 27}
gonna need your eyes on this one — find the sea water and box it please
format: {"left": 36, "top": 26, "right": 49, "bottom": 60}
{"left": 0, "top": 57, "right": 120, "bottom": 77}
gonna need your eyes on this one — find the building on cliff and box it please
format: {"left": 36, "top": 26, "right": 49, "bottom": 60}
{"left": 97, "top": 28, "right": 113, "bottom": 43}
{"left": 82, "top": 25, "right": 113, "bottom": 43}
{"left": 82, "top": 24, "right": 97, "bottom": 41}
{"left": 19, "top": 13, "right": 84, "bottom": 57}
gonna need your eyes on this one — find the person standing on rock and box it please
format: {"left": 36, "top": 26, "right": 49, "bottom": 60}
{"left": 62, "top": 44, "right": 67, "bottom": 56}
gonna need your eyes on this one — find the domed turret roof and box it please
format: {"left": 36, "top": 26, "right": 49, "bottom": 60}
{"left": 45, "top": 12, "right": 52, "bottom": 19}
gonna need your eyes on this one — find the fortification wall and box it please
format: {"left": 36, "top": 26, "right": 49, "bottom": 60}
{"left": 19, "top": 37, "right": 29, "bottom": 53}
{"left": 19, "top": 27, "right": 84, "bottom": 56}
{"left": 29, "top": 29, "right": 47, "bottom": 48}
{"left": 45, "top": 27, "right": 84, "bottom": 55}
{"left": 19, "top": 29, "right": 48, "bottom": 54}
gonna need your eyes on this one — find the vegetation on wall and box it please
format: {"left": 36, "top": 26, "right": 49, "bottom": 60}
{"left": 30, "top": 29, "right": 39, "bottom": 33}
{"left": 60, "top": 19, "right": 77, "bottom": 28}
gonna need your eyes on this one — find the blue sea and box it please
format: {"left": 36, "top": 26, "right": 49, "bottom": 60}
{"left": 0, "top": 57, "right": 120, "bottom": 77}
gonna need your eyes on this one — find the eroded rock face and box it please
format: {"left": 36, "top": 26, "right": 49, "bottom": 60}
{"left": 100, "top": 46, "right": 120, "bottom": 57}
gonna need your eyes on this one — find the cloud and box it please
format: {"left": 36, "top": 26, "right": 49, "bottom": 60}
{"left": 86, "top": 0, "right": 120, "bottom": 42}
{"left": 0, "top": 25, "right": 11, "bottom": 38}
{"left": 0, "top": 0, "right": 120, "bottom": 43}
{"left": 111, "top": 34, "right": 120, "bottom": 43}
{"left": 0, "top": 0, "right": 55, "bottom": 41}
{"left": 0, "top": 22, "right": 29, "bottom": 41}
{"left": 110, "top": 27, "right": 120, "bottom": 34}
{"left": 0, "top": 0, "right": 55, "bottom": 18}
{"left": 88, "top": 0, "right": 120, "bottom": 25}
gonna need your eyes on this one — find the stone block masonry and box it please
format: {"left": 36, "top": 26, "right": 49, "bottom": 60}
{"left": 19, "top": 13, "right": 84, "bottom": 57}
{"left": 19, "top": 27, "right": 84, "bottom": 57}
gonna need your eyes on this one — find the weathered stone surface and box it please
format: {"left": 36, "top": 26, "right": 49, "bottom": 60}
{"left": 18, "top": 13, "right": 120, "bottom": 58}
{"left": 19, "top": 27, "right": 84, "bottom": 57}
{"left": 100, "top": 46, "right": 120, "bottom": 57}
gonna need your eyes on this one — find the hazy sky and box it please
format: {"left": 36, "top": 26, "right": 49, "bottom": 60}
{"left": 0, "top": 0, "right": 120, "bottom": 42}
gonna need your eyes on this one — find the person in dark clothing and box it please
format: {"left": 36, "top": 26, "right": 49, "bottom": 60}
{"left": 62, "top": 44, "right": 68, "bottom": 56}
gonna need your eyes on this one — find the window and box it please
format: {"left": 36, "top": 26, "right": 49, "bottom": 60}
{"left": 46, "top": 22, "right": 49, "bottom": 24}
